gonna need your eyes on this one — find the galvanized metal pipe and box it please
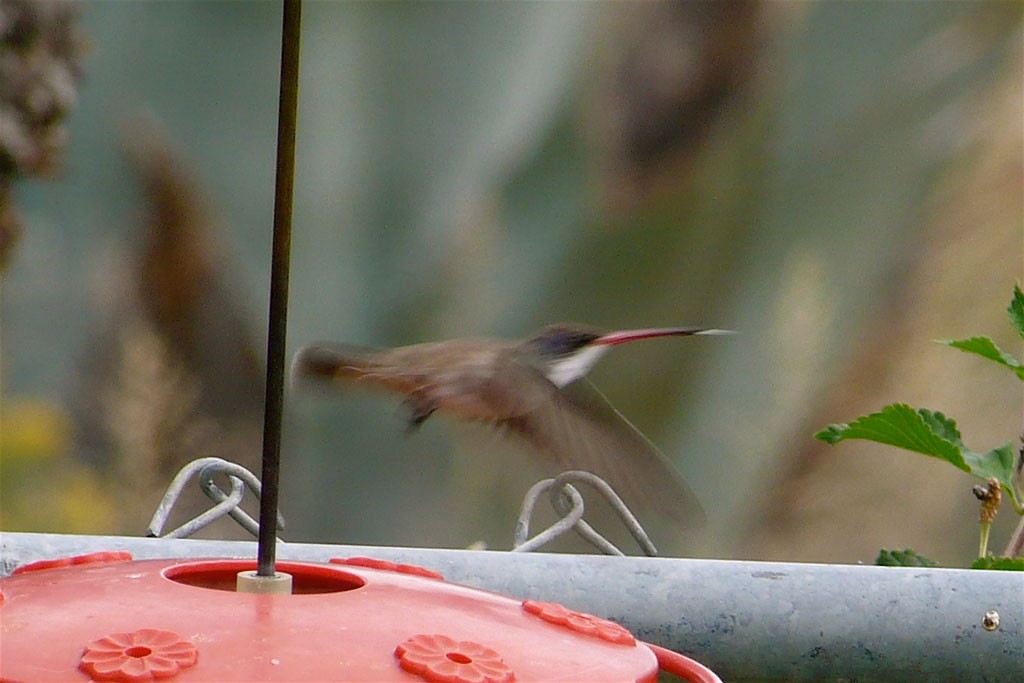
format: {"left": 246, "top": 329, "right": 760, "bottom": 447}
{"left": 1, "top": 531, "right": 1019, "bottom": 682}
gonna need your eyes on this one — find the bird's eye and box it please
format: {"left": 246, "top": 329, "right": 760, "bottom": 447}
{"left": 525, "top": 325, "right": 602, "bottom": 360}
{"left": 536, "top": 329, "right": 599, "bottom": 357}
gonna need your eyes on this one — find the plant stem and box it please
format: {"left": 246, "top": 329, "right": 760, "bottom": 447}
{"left": 978, "top": 520, "right": 991, "bottom": 559}
{"left": 1003, "top": 514, "right": 1024, "bottom": 558}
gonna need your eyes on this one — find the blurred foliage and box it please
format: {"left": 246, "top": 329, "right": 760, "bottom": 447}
{"left": 0, "top": 397, "right": 115, "bottom": 532}
{"left": 971, "top": 556, "right": 1024, "bottom": 571}
{"left": 818, "top": 285, "right": 1024, "bottom": 513}
{"left": 0, "top": 0, "right": 86, "bottom": 270}
{"left": 875, "top": 548, "right": 939, "bottom": 568}
{"left": 1, "top": 1, "right": 1021, "bottom": 562}
{"left": 818, "top": 286, "right": 1024, "bottom": 561}
{"left": 0, "top": 397, "right": 67, "bottom": 461}
{"left": 817, "top": 404, "right": 1020, "bottom": 511}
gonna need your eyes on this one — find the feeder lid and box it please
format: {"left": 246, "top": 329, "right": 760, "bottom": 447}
{"left": 1, "top": 552, "right": 659, "bottom": 682}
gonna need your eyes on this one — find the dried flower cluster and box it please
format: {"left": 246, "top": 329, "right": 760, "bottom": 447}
{"left": 0, "top": 0, "right": 85, "bottom": 269}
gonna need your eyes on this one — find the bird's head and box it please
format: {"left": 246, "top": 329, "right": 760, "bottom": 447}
{"left": 524, "top": 323, "right": 732, "bottom": 387}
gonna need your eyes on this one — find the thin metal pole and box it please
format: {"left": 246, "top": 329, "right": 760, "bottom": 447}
{"left": 257, "top": 0, "right": 301, "bottom": 578}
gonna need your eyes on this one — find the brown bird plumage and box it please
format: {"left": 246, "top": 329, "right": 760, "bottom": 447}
{"left": 293, "top": 324, "right": 730, "bottom": 527}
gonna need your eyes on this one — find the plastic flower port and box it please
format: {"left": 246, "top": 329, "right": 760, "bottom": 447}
{"left": 522, "top": 599, "right": 636, "bottom": 646}
{"left": 79, "top": 628, "right": 198, "bottom": 682}
{"left": 395, "top": 633, "right": 514, "bottom": 683}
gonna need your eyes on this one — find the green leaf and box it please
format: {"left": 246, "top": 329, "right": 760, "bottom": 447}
{"left": 938, "top": 336, "right": 1024, "bottom": 380}
{"left": 961, "top": 443, "right": 1017, "bottom": 491}
{"left": 876, "top": 548, "right": 939, "bottom": 567}
{"left": 816, "top": 404, "right": 1021, "bottom": 510}
{"left": 815, "top": 404, "right": 969, "bottom": 471}
{"left": 1008, "top": 284, "right": 1024, "bottom": 339}
{"left": 970, "top": 556, "right": 1024, "bottom": 571}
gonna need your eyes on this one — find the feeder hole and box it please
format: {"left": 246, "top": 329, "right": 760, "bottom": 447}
{"left": 163, "top": 561, "right": 364, "bottom": 594}
{"left": 124, "top": 646, "right": 152, "bottom": 658}
{"left": 446, "top": 652, "right": 472, "bottom": 665}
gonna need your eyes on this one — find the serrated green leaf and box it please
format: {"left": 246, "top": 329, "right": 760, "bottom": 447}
{"left": 970, "top": 556, "right": 1024, "bottom": 571}
{"left": 1009, "top": 284, "right": 1024, "bottom": 339}
{"left": 961, "top": 442, "right": 1017, "bottom": 491}
{"left": 815, "top": 404, "right": 969, "bottom": 471}
{"left": 876, "top": 548, "right": 939, "bottom": 567}
{"left": 816, "top": 404, "right": 1023, "bottom": 511}
{"left": 938, "top": 336, "right": 1024, "bottom": 380}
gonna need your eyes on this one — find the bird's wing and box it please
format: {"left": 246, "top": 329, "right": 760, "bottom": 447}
{"left": 496, "top": 365, "right": 706, "bottom": 529}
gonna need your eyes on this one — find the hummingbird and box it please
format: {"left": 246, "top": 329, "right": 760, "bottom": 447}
{"left": 292, "top": 324, "right": 731, "bottom": 527}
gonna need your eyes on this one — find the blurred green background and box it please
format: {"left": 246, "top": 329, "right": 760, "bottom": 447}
{"left": 2, "top": 1, "right": 1021, "bottom": 563}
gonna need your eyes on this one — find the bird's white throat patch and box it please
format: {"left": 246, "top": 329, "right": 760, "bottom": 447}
{"left": 545, "top": 345, "right": 611, "bottom": 387}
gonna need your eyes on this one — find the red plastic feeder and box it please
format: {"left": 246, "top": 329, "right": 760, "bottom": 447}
{"left": 0, "top": 551, "right": 720, "bottom": 682}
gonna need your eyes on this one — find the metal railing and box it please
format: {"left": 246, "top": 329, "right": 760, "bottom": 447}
{"left": 6, "top": 456, "right": 1018, "bottom": 681}
{"left": 2, "top": 530, "right": 1020, "bottom": 682}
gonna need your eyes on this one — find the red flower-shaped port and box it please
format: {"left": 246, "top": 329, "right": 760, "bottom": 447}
{"left": 522, "top": 599, "right": 636, "bottom": 646}
{"left": 396, "top": 633, "right": 515, "bottom": 683}
{"left": 79, "top": 628, "right": 198, "bottom": 682}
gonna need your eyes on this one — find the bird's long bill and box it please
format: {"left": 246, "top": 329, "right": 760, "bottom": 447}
{"left": 594, "top": 327, "right": 734, "bottom": 346}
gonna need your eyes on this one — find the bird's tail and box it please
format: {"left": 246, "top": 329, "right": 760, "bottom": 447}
{"left": 291, "top": 343, "right": 379, "bottom": 386}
